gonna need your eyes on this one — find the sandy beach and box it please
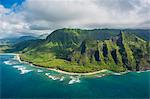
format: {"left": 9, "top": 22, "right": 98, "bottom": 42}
{"left": 16, "top": 54, "right": 21, "bottom": 62}
{"left": 47, "top": 68, "right": 108, "bottom": 76}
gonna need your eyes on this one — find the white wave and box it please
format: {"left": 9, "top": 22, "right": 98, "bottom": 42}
{"left": 45, "top": 73, "right": 50, "bottom": 76}
{"left": 45, "top": 73, "right": 63, "bottom": 81}
{"left": 4, "top": 61, "right": 12, "bottom": 65}
{"left": 13, "top": 65, "right": 32, "bottom": 74}
{"left": 48, "top": 75, "right": 60, "bottom": 80}
{"left": 96, "top": 74, "right": 106, "bottom": 78}
{"left": 112, "top": 71, "right": 128, "bottom": 75}
{"left": 136, "top": 71, "right": 146, "bottom": 73}
{"left": 68, "top": 76, "right": 80, "bottom": 84}
{"left": 137, "top": 71, "right": 141, "bottom": 73}
{"left": 59, "top": 76, "right": 65, "bottom": 81}
{"left": 20, "top": 69, "right": 32, "bottom": 74}
{"left": 13, "top": 65, "right": 25, "bottom": 69}
{"left": 146, "top": 70, "right": 150, "bottom": 72}
{"left": 4, "top": 60, "right": 17, "bottom": 65}
{"left": 136, "top": 70, "right": 150, "bottom": 73}
{"left": 138, "top": 70, "right": 150, "bottom": 73}
{"left": 112, "top": 73, "right": 122, "bottom": 75}
{"left": 37, "top": 69, "right": 43, "bottom": 72}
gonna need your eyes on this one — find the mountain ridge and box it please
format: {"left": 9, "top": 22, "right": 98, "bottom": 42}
{"left": 5, "top": 28, "right": 150, "bottom": 73}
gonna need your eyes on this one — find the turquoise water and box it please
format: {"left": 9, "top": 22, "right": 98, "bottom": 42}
{"left": 0, "top": 54, "right": 149, "bottom": 98}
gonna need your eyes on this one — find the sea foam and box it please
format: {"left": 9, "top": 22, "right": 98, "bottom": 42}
{"left": 20, "top": 69, "right": 32, "bottom": 74}
{"left": 137, "top": 71, "right": 146, "bottom": 73}
{"left": 45, "top": 73, "right": 50, "bottom": 76}
{"left": 146, "top": 70, "right": 150, "bottom": 72}
{"left": 60, "top": 76, "right": 65, "bottom": 81}
{"left": 13, "top": 65, "right": 32, "bottom": 74}
{"left": 112, "top": 73, "right": 122, "bottom": 75}
{"left": 96, "top": 74, "right": 106, "bottom": 78}
{"left": 48, "top": 75, "right": 60, "bottom": 80}
{"left": 68, "top": 76, "right": 80, "bottom": 84}
{"left": 45, "top": 73, "right": 65, "bottom": 81}
{"left": 4, "top": 60, "right": 17, "bottom": 65}
{"left": 37, "top": 69, "right": 43, "bottom": 72}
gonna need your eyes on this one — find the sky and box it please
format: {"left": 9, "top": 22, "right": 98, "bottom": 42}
{"left": 0, "top": 0, "right": 150, "bottom": 38}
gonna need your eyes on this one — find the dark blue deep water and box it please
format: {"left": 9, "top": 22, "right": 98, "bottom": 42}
{"left": 0, "top": 54, "right": 149, "bottom": 98}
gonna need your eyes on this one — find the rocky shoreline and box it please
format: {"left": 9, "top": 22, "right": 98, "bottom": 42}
{"left": 5, "top": 53, "right": 149, "bottom": 76}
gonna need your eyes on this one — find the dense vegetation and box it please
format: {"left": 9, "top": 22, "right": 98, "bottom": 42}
{"left": 7, "top": 28, "right": 150, "bottom": 73}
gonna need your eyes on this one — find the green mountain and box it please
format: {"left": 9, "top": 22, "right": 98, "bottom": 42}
{"left": 8, "top": 28, "right": 150, "bottom": 73}
{"left": 0, "top": 36, "right": 38, "bottom": 46}
{"left": 0, "top": 36, "right": 38, "bottom": 53}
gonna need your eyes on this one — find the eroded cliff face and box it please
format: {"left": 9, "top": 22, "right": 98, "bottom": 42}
{"left": 69, "top": 32, "right": 150, "bottom": 71}
{"left": 10, "top": 28, "right": 150, "bottom": 72}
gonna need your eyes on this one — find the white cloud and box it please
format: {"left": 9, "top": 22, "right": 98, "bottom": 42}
{"left": 0, "top": 0, "right": 149, "bottom": 38}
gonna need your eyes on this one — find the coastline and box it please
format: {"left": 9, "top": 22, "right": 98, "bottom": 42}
{"left": 16, "top": 54, "right": 22, "bottom": 63}
{"left": 47, "top": 68, "right": 108, "bottom": 76}
{"left": 5, "top": 53, "right": 149, "bottom": 76}
{"left": 15, "top": 54, "right": 110, "bottom": 75}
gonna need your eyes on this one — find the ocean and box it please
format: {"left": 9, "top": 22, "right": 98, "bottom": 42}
{"left": 0, "top": 54, "right": 149, "bottom": 98}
